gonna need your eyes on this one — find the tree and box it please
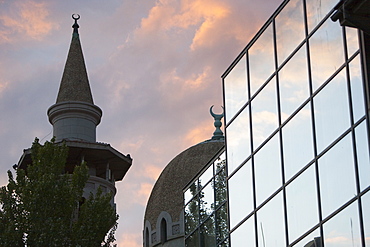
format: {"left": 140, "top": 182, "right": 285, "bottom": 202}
{"left": 0, "top": 138, "right": 118, "bottom": 247}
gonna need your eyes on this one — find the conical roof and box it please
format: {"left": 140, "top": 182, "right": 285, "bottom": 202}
{"left": 56, "top": 15, "right": 93, "bottom": 104}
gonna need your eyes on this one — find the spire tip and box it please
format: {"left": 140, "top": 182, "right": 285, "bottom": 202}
{"left": 72, "top": 14, "right": 80, "bottom": 35}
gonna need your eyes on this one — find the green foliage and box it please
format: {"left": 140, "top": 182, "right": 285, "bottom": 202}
{"left": 0, "top": 138, "right": 118, "bottom": 247}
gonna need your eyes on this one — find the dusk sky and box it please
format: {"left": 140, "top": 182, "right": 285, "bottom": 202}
{"left": 0, "top": 0, "right": 281, "bottom": 246}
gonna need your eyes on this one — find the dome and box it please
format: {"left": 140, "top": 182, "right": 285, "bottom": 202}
{"left": 143, "top": 139, "right": 224, "bottom": 246}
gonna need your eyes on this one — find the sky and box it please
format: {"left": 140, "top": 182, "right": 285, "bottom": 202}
{"left": 0, "top": 0, "right": 281, "bottom": 246}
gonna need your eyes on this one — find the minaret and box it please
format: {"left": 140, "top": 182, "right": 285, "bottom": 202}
{"left": 18, "top": 15, "right": 132, "bottom": 204}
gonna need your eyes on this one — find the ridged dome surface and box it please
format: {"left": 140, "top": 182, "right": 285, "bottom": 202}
{"left": 144, "top": 140, "right": 224, "bottom": 229}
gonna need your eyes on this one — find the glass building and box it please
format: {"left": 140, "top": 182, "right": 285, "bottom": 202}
{"left": 221, "top": 0, "right": 370, "bottom": 246}
{"left": 184, "top": 149, "right": 229, "bottom": 246}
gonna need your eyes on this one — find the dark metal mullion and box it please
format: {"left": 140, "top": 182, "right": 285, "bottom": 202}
{"left": 246, "top": 46, "right": 258, "bottom": 247}
{"left": 272, "top": 15, "right": 289, "bottom": 246}
{"left": 303, "top": 0, "right": 324, "bottom": 246}
{"left": 343, "top": 26, "right": 366, "bottom": 247}
{"left": 358, "top": 29, "right": 370, "bottom": 247}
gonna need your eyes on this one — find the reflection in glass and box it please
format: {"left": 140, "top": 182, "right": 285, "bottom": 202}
{"left": 251, "top": 78, "right": 278, "bottom": 149}
{"left": 319, "top": 134, "right": 356, "bottom": 219}
{"left": 199, "top": 164, "right": 213, "bottom": 187}
{"left": 345, "top": 27, "right": 359, "bottom": 58}
{"left": 249, "top": 24, "right": 275, "bottom": 96}
{"left": 185, "top": 229, "right": 199, "bottom": 246}
{"left": 361, "top": 191, "right": 370, "bottom": 246}
{"left": 349, "top": 55, "right": 365, "bottom": 123}
{"left": 200, "top": 215, "right": 216, "bottom": 246}
{"left": 279, "top": 46, "right": 309, "bottom": 122}
{"left": 185, "top": 181, "right": 197, "bottom": 204}
{"left": 216, "top": 204, "right": 228, "bottom": 244}
{"left": 257, "top": 193, "right": 285, "bottom": 247}
{"left": 283, "top": 103, "right": 314, "bottom": 180}
{"left": 229, "top": 161, "right": 253, "bottom": 229}
{"left": 355, "top": 121, "right": 370, "bottom": 191}
{"left": 226, "top": 107, "right": 250, "bottom": 174}
{"left": 224, "top": 55, "right": 248, "bottom": 123}
{"left": 200, "top": 182, "right": 214, "bottom": 220}
{"left": 214, "top": 151, "right": 226, "bottom": 173}
{"left": 314, "top": 69, "right": 350, "bottom": 153}
{"left": 185, "top": 195, "right": 199, "bottom": 235}
{"left": 275, "top": 0, "right": 305, "bottom": 65}
{"left": 309, "top": 19, "right": 344, "bottom": 91}
{"left": 293, "top": 229, "right": 321, "bottom": 247}
{"left": 286, "top": 166, "right": 318, "bottom": 243}
{"left": 254, "top": 133, "right": 281, "bottom": 206}
{"left": 323, "top": 201, "right": 361, "bottom": 247}
{"left": 230, "top": 217, "right": 255, "bottom": 247}
{"left": 306, "top": 0, "right": 338, "bottom": 32}
{"left": 214, "top": 167, "right": 227, "bottom": 208}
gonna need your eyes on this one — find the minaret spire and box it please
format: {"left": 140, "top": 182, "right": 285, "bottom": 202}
{"left": 48, "top": 15, "right": 102, "bottom": 142}
{"left": 56, "top": 14, "right": 94, "bottom": 104}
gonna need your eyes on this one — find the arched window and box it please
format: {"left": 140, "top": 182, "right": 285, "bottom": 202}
{"left": 160, "top": 218, "right": 167, "bottom": 244}
{"left": 145, "top": 228, "right": 150, "bottom": 247}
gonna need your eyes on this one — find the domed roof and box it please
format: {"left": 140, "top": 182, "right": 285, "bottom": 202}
{"left": 144, "top": 139, "right": 224, "bottom": 229}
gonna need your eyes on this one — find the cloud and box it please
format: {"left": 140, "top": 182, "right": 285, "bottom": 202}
{"left": 0, "top": 0, "right": 56, "bottom": 43}
{"left": 184, "top": 119, "right": 215, "bottom": 145}
{"left": 116, "top": 233, "right": 142, "bottom": 247}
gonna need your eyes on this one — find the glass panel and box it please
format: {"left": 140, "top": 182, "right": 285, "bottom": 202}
{"left": 214, "top": 167, "right": 227, "bottom": 208}
{"left": 254, "top": 133, "right": 281, "bottom": 206}
{"left": 200, "top": 182, "right": 214, "bottom": 221}
{"left": 362, "top": 191, "right": 370, "bottom": 246}
{"left": 185, "top": 195, "right": 199, "bottom": 235}
{"left": 228, "top": 161, "right": 253, "bottom": 229}
{"left": 275, "top": 0, "right": 305, "bottom": 65}
{"left": 216, "top": 204, "right": 228, "bottom": 244}
{"left": 186, "top": 229, "right": 199, "bottom": 247}
{"left": 185, "top": 181, "right": 197, "bottom": 204}
{"left": 226, "top": 107, "right": 250, "bottom": 174}
{"left": 355, "top": 121, "right": 370, "bottom": 191}
{"left": 200, "top": 215, "right": 216, "bottom": 246}
{"left": 349, "top": 55, "right": 365, "bottom": 123}
{"left": 306, "top": 0, "right": 338, "bottom": 32}
{"left": 293, "top": 229, "right": 321, "bottom": 247}
{"left": 283, "top": 103, "right": 314, "bottom": 180}
{"left": 230, "top": 217, "right": 255, "bottom": 247}
{"left": 309, "top": 18, "right": 344, "bottom": 91}
{"left": 251, "top": 78, "right": 278, "bottom": 149}
{"left": 345, "top": 27, "right": 359, "bottom": 58}
{"left": 224, "top": 55, "right": 248, "bottom": 123}
{"left": 249, "top": 24, "right": 275, "bottom": 96}
{"left": 199, "top": 164, "right": 213, "bottom": 187}
{"left": 218, "top": 238, "right": 230, "bottom": 247}
{"left": 257, "top": 193, "right": 285, "bottom": 247}
{"left": 319, "top": 134, "right": 356, "bottom": 219}
{"left": 214, "top": 151, "right": 226, "bottom": 173}
{"left": 279, "top": 46, "right": 310, "bottom": 122}
{"left": 286, "top": 165, "right": 318, "bottom": 244}
{"left": 314, "top": 69, "right": 350, "bottom": 154}
{"left": 323, "top": 201, "right": 361, "bottom": 247}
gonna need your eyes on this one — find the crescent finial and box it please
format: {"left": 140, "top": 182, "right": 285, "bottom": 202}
{"left": 210, "top": 105, "right": 224, "bottom": 119}
{"left": 209, "top": 105, "right": 224, "bottom": 140}
{"left": 72, "top": 14, "right": 80, "bottom": 21}
{"left": 72, "top": 14, "right": 80, "bottom": 35}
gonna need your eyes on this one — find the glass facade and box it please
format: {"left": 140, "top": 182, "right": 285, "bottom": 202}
{"left": 184, "top": 149, "right": 229, "bottom": 246}
{"left": 222, "top": 0, "right": 370, "bottom": 246}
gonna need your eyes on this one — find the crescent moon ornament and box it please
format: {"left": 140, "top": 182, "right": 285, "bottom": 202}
{"left": 72, "top": 14, "right": 80, "bottom": 20}
{"left": 209, "top": 105, "right": 224, "bottom": 140}
{"left": 210, "top": 105, "right": 224, "bottom": 119}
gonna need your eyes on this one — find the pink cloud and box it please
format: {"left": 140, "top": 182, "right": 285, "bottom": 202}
{"left": 0, "top": 0, "right": 56, "bottom": 42}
